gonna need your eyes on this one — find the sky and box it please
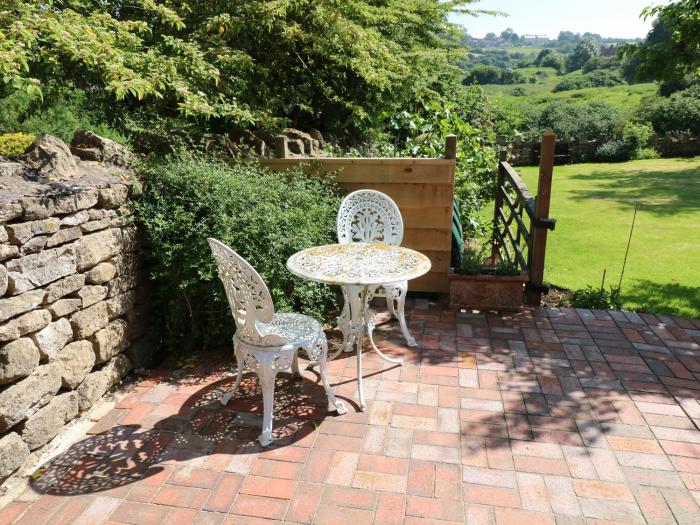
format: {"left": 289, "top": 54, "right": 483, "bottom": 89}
{"left": 449, "top": 0, "right": 661, "bottom": 39}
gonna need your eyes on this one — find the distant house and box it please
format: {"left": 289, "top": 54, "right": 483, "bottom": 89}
{"left": 600, "top": 44, "right": 617, "bottom": 57}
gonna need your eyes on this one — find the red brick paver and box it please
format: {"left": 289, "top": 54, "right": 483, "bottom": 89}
{"left": 5, "top": 301, "right": 700, "bottom": 524}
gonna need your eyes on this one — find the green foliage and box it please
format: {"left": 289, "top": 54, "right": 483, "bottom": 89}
{"left": 622, "top": 2, "right": 700, "bottom": 84}
{"left": 135, "top": 156, "right": 342, "bottom": 354}
{"left": 458, "top": 246, "right": 484, "bottom": 275}
{"left": 553, "top": 70, "right": 624, "bottom": 92}
{"left": 622, "top": 122, "right": 654, "bottom": 159}
{"left": 535, "top": 49, "right": 565, "bottom": 73}
{"left": 637, "top": 147, "right": 660, "bottom": 160}
{"left": 0, "top": 132, "right": 35, "bottom": 156}
{"left": 642, "top": 86, "right": 700, "bottom": 135}
{"left": 0, "top": 89, "right": 127, "bottom": 144}
{"left": 582, "top": 56, "right": 619, "bottom": 74}
{"left": 531, "top": 101, "right": 618, "bottom": 140}
{"left": 566, "top": 38, "right": 600, "bottom": 72}
{"left": 463, "top": 65, "right": 528, "bottom": 86}
{"left": 595, "top": 141, "right": 631, "bottom": 163}
{"left": 493, "top": 259, "right": 520, "bottom": 276}
{"left": 571, "top": 285, "right": 622, "bottom": 310}
{"left": 1, "top": 0, "right": 484, "bottom": 139}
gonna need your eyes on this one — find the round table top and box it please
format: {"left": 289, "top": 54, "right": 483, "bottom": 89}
{"left": 286, "top": 243, "right": 431, "bottom": 286}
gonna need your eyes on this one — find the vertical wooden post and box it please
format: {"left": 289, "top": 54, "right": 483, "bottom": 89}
{"left": 445, "top": 135, "right": 457, "bottom": 160}
{"left": 491, "top": 149, "right": 508, "bottom": 262}
{"left": 275, "top": 135, "right": 288, "bottom": 159}
{"left": 527, "top": 132, "right": 555, "bottom": 306}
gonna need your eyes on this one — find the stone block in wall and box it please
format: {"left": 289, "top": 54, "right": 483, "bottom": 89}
{"left": 19, "top": 391, "right": 78, "bottom": 450}
{"left": 119, "top": 226, "right": 141, "bottom": 253}
{"left": 0, "top": 227, "right": 6, "bottom": 243}
{"left": 0, "top": 310, "right": 51, "bottom": 342}
{"left": 60, "top": 210, "right": 90, "bottom": 227}
{"left": 0, "top": 289, "right": 45, "bottom": 323}
{"left": 98, "top": 184, "right": 130, "bottom": 209}
{"left": 0, "top": 203, "right": 22, "bottom": 224}
{"left": 76, "top": 353, "right": 131, "bottom": 412}
{"left": 45, "top": 226, "right": 82, "bottom": 248}
{"left": 20, "top": 235, "right": 48, "bottom": 255}
{"left": 0, "top": 433, "right": 29, "bottom": 480}
{"left": 0, "top": 245, "right": 19, "bottom": 261}
{"left": 56, "top": 340, "right": 95, "bottom": 389}
{"left": 19, "top": 197, "right": 54, "bottom": 221}
{"left": 85, "top": 262, "right": 116, "bottom": 285}
{"left": 93, "top": 319, "right": 128, "bottom": 364}
{"left": 87, "top": 209, "right": 106, "bottom": 220}
{"left": 107, "top": 273, "right": 140, "bottom": 299}
{"left": 79, "top": 218, "right": 111, "bottom": 233}
{"left": 6, "top": 218, "right": 60, "bottom": 245}
{"left": 74, "top": 228, "right": 122, "bottom": 271}
{"left": 70, "top": 300, "right": 108, "bottom": 339}
{"left": 6, "top": 245, "right": 76, "bottom": 295}
{"left": 0, "top": 363, "right": 61, "bottom": 432}
{"left": 44, "top": 273, "right": 85, "bottom": 304}
{"left": 0, "top": 264, "right": 7, "bottom": 296}
{"left": 31, "top": 318, "right": 73, "bottom": 361}
{"left": 0, "top": 338, "right": 40, "bottom": 385}
{"left": 73, "top": 285, "right": 108, "bottom": 308}
{"left": 53, "top": 190, "right": 98, "bottom": 215}
{"left": 106, "top": 290, "right": 135, "bottom": 320}
{"left": 48, "top": 298, "right": 82, "bottom": 319}
{"left": 125, "top": 337, "right": 154, "bottom": 369}
{"left": 110, "top": 252, "right": 140, "bottom": 277}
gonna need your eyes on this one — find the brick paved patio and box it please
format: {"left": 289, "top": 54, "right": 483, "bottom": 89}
{"left": 2, "top": 300, "right": 700, "bottom": 524}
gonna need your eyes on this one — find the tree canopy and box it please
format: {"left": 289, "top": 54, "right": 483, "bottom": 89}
{"left": 622, "top": 1, "right": 700, "bottom": 84}
{"left": 0, "top": 0, "right": 484, "bottom": 136}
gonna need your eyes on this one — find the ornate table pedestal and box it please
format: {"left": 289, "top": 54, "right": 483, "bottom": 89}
{"left": 287, "top": 243, "right": 431, "bottom": 411}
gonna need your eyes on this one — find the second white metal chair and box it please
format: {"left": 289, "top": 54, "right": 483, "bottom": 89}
{"left": 336, "top": 190, "right": 418, "bottom": 349}
{"left": 208, "top": 238, "right": 346, "bottom": 447}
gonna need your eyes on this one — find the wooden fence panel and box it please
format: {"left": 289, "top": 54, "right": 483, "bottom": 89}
{"left": 261, "top": 155, "right": 456, "bottom": 293}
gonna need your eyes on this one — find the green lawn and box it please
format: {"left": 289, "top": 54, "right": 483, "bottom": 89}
{"left": 516, "top": 157, "right": 700, "bottom": 319}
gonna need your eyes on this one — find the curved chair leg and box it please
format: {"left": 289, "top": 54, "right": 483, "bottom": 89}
{"left": 254, "top": 352, "right": 279, "bottom": 447}
{"left": 387, "top": 281, "right": 417, "bottom": 347}
{"left": 221, "top": 339, "right": 244, "bottom": 405}
{"left": 317, "top": 338, "right": 348, "bottom": 415}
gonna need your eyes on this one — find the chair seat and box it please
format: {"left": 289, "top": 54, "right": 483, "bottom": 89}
{"left": 257, "top": 312, "right": 323, "bottom": 347}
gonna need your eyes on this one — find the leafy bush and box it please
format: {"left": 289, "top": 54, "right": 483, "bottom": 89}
{"left": 622, "top": 122, "right": 654, "bottom": 158}
{"left": 643, "top": 85, "right": 700, "bottom": 135}
{"left": 0, "top": 132, "right": 35, "bottom": 157}
{"left": 637, "top": 147, "right": 660, "bottom": 159}
{"left": 553, "top": 70, "right": 624, "bottom": 92}
{"left": 136, "top": 156, "right": 342, "bottom": 354}
{"left": 531, "top": 101, "right": 618, "bottom": 140}
{"left": 595, "top": 141, "right": 631, "bottom": 162}
{"left": 458, "top": 246, "right": 484, "bottom": 275}
{"left": 581, "top": 56, "right": 619, "bottom": 73}
{"left": 571, "top": 285, "right": 622, "bottom": 310}
{"left": 0, "top": 89, "right": 127, "bottom": 145}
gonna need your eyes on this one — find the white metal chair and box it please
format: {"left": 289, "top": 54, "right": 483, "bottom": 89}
{"left": 336, "top": 190, "right": 418, "bottom": 349}
{"left": 208, "top": 238, "right": 347, "bottom": 447}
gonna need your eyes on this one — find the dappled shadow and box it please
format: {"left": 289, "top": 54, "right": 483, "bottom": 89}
{"left": 28, "top": 366, "right": 337, "bottom": 497}
{"left": 623, "top": 279, "right": 700, "bottom": 319}
{"left": 569, "top": 165, "right": 700, "bottom": 216}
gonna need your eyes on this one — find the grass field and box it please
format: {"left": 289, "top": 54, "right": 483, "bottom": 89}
{"left": 516, "top": 157, "right": 700, "bottom": 319}
{"left": 482, "top": 69, "right": 659, "bottom": 122}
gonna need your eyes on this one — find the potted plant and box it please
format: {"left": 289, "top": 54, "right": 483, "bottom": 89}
{"left": 448, "top": 245, "right": 528, "bottom": 311}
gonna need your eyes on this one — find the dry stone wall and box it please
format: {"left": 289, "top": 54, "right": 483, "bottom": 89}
{"left": 0, "top": 133, "right": 150, "bottom": 481}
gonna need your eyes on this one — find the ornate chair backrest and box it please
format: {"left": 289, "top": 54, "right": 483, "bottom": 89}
{"left": 208, "top": 238, "right": 276, "bottom": 345}
{"left": 337, "top": 190, "right": 404, "bottom": 245}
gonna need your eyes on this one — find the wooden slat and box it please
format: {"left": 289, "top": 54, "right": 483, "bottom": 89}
{"left": 416, "top": 249, "right": 451, "bottom": 273}
{"left": 410, "top": 271, "right": 449, "bottom": 293}
{"left": 403, "top": 228, "right": 451, "bottom": 251}
{"left": 402, "top": 207, "right": 452, "bottom": 229}
{"left": 502, "top": 162, "right": 536, "bottom": 219}
{"left": 340, "top": 183, "right": 453, "bottom": 209}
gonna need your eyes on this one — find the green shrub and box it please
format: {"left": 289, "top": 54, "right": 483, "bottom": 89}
{"left": 571, "top": 285, "right": 622, "bottom": 310}
{"left": 643, "top": 85, "right": 700, "bottom": 135}
{"left": 553, "top": 70, "right": 624, "bottom": 92}
{"left": 136, "top": 156, "right": 342, "bottom": 355}
{"left": 595, "top": 141, "right": 631, "bottom": 162}
{"left": 531, "top": 101, "right": 618, "bottom": 140}
{"left": 0, "top": 132, "right": 35, "bottom": 157}
{"left": 458, "top": 246, "right": 484, "bottom": 275}
{"left": 622, "top": 122, "right": 654, "bottom": 159}
{"left": 637, "top": 147, "right": 660, "bottom": 159}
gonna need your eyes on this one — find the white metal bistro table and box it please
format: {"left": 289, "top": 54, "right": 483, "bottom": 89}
{"left": 286, "top": 242, "right": 431, "bottom": 411}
